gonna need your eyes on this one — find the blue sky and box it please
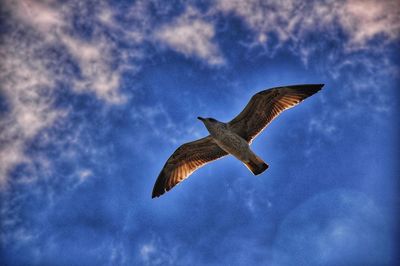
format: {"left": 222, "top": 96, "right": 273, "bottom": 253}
{"left": 0, "top": 0, "right": 399, "bottom": 265}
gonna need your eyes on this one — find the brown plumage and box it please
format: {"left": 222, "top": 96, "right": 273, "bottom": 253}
{"left": 152, "top": 84, "right": 324, "bottom": 198}
{"left": 228, "top": 84, "right": 323, "bottom": 143}
{"left": 152, "top": 136, "right": 227, "bottom": 198}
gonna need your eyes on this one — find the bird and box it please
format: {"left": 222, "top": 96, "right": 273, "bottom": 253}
{"left": 152, "top": 84, "right": 324, "bottom": 198}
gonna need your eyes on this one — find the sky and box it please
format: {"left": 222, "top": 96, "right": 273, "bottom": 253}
{"left": 0, "top": 0, "right": 399, "bottom": 265}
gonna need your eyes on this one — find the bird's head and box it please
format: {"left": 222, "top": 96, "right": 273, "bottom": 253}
{"left": 197, "top": 117, "right": 221, "bottom": 132}
{"left": 197, "top": 117, "right": 218, "bottom": 124}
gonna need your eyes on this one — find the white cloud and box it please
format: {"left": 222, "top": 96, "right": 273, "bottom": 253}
{"left": 0, "top": 0, "right": 150, "bottom": 186}
{"left": 138, "top": 238, "right": 179, "bottom": 266}
{"left": 335, "top": 0, "right": 400, "bottom": 49}
{"left": 77, "top": 169, "right": 93, "bottom": 184}
{"left": 14, "top": 0, "right": 65, "bottom": 36}
{"left": 216, "top": 0, "right": 296, "bottom": 42}
{"left": 214, "top": 0, "right": 400, "bottom": 55}
{"left": 140, "top": 244, "right": 156, "bottom": 262}
{"left": 3, "top": 0, "right": 149, "bottom": 104}
{"left": 155, "top": 7, "right": 225, "bottom": 65}
{"left": 60, "top": 34, "right": 124, "bottom": 104}
{"left": 0, "top": 27, "right": 63, "bottom": 186}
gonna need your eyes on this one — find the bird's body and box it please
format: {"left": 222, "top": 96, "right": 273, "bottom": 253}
{"left": 152, "top": 84, "right": 324, "bottom": 198}
{"left": 201, "top": 118, "right": 247, "bottom": 160}
{"left": 200, "top": 118, "right": 268, "bottom": 174}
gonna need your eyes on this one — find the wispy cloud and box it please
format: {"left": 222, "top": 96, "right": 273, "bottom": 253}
{"left": 335, "top": 0, "right": 400, "bottom": 49}
{"left": 140, "top": 243, "right": 156, "bottom": 262}
{"left": 0, "top": 24, "right": 64, "bottom": 186}
{"left": 10, "top": 0, "right": 140, "bottom": 103}
{"left": 0, "top": 0, "right": 149, "bottom": 186}
{"left": 214, "top": 0, "right": 400, "bottom": 54}
{"left": 155, "top": 7, "right": 225, "bottom": 66}
{"left": 139, "top": 238, "right": 179, "bottom": 266}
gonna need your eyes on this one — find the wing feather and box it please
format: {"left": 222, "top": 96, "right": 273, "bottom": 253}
{"left": 152, "top": 136, "right": 228, "bottom": 198}
{"left": 228, "top": 84, "right": 324, "bottom": 142}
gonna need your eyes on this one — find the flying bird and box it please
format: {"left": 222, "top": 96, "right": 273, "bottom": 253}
{"left": 152, "top": 84, "right": 324, "bottom": 198}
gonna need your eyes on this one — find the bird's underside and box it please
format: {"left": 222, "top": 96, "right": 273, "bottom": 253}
{"left": 152, "top": 84, "right": 324, "bottom": 198}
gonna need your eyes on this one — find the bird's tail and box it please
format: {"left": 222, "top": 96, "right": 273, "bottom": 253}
{"left": 244, "top": 154, "right": 269, "bottom": 175}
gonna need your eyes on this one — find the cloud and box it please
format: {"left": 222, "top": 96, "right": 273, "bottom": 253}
{"left": 0, "top": 24, "right": 64, "bottom": 186}
{"left": 140, "top": 244, "right": 156, "bottom": 262}
{"left": 77, "top": 169, "right": 93, "bottom": 184}
{"left": 3, "top": 0, "right": 150, "bottom": 103}
{"left": 334, "top": 0, "right": 400, "bottom": 49}
{"left": 215, "top": 0, "right": 400, "bottom": 51}
{"left": 215, "top": 0, "right": 296, "bottom": 43}
{"left": 60, "top": 33, "right": 124, "bottom": 104}
{"left": 0, "top": 0, "right": 149, "bottom": 186}
{"left": 12, "top": 0, "right": 65, "bottom": 36}
{"left": 13, "top": 0, "right": 131, "bottom": 103}
{"left": 155, "top": 7, "right": 225, "bottom": 66}
{"left": 138, "top": 238, "right": 179, "bottom": 266}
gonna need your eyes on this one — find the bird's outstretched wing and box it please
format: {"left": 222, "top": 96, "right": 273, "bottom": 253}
{"left": 228, "top": 84, "right": 324, "bottom": 143}
{"left": 152, "top": 136, "right": 228, "bottom": 198}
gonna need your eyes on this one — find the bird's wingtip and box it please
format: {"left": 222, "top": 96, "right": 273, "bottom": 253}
{"left": 305, "top": 84, "right": 324, "bottom": 94}
{"left": 279, "top": 84, "right": 325, "bottom": 91}
{"left": 152, "top": 169, "right": 167, "bottom": 198}
{"left": 309, "top": 83, "right": 324, "bottom": 89}
{"left": 151, "top": 189, "right": 163, "bottom": 199}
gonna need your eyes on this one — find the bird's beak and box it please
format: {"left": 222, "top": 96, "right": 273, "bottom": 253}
{"left": 197, "top": 116, "right": 205, "bottom": 121}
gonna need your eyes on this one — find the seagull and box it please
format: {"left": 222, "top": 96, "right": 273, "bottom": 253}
{"left": 152, "top": 84, "right": 324, "bottom": 198}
